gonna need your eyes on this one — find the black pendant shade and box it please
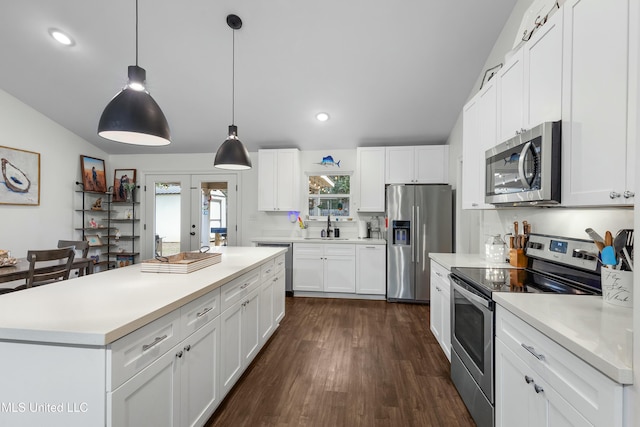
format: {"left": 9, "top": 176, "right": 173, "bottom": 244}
{"left": 98, "top": 0, "right": 171, "bottom": 146}
{"left": 214, "top": 14, "right": 252, "bottom": 170}
{"left": 98, "top": 66, "right": 171, "bottom": 146}
{"left": 214, "top": 125, "right": 252, "bottom": 170}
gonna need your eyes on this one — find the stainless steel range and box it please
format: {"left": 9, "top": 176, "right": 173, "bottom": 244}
{"left": 449, "top": 233, "right": 602, "bottom": 427}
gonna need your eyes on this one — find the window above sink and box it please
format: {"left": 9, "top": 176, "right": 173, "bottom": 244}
{"left": 307, "top": 173, "right": 351, "bottom": 219}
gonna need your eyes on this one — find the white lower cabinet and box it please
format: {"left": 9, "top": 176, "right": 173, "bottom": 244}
{"left": 429, "top": 260, "right": 451, "bottom": 361}
{"left": 355, "top": 244, "right": 386, "bottom": 295}
{"left": 495, "top": 306, "right": 623, "bottom": 427}
{"left": 293, "top": 243, "right": 356, "bottom": 293}
{"left": 220, "top": 287, "right": 260, "bottom": 397}
{"left": 108, "top": 257, "right": 285, "bottom": 427}
{"left": 109, "top": 316, "right": 221, "bottom": 427}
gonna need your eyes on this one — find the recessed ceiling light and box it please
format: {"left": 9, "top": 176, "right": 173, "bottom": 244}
{"left": 316, "top": 112, "right": 330, "bottom": 122}
{"left": 48, "top": 28, "right": 75, "bottom": 46}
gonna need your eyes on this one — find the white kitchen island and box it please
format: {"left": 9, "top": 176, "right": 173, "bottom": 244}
{"left": 0, "top": 246, "right": 286, "bottom": 427}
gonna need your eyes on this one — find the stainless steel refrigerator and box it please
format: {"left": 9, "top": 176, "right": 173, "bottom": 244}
{"left": 387, "top": 184, "right": 452, "bottom": 302}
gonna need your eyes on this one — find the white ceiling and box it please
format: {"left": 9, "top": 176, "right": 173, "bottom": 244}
{"left": 0, "top": 0, "right": 518, "bottom": 155}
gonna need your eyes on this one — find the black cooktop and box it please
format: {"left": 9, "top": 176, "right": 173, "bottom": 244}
{"left": 450, "top": 266, "right": 601, "bottom": 298}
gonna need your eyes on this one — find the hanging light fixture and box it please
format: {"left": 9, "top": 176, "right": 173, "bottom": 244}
{"left": 214, "top": 14, "right": 252, "bottom": 170}
{"left": 98, "top": 0, "right": 171, "bottom": 146}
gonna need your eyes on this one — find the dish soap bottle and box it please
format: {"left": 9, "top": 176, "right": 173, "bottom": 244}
{"left": 485, "top": 235, "right": 507, "bottom": 263}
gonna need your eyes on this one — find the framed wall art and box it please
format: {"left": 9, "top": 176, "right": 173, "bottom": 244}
{"left": 0, "top": 145, "right": 40, "bottom": 206}
{"left": 80, "top": 155, "right": 107, "bottom": 193}
{"left": 113, "top": 168, "right": 137, "bottom": 202}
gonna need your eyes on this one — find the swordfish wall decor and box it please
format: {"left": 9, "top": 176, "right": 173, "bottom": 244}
{"left": 0, "top": 145, "right": 40, "bottom": 206}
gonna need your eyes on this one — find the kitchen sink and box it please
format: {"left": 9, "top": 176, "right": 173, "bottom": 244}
{"left": 303, "top": 237, "right": 349, "bottom": 241}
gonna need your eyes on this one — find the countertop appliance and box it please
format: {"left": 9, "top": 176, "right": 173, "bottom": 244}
{"left": 387, "top": 184, "right": 452, "bottom": 302}
{"left": 255, "top": 242, "right": 293, "bottom": 296}
{"left": 485, "top": 121, "right": 561, "bottom": 206}
{"left": 449, "top": 233, "right": 601, "bottom": 427}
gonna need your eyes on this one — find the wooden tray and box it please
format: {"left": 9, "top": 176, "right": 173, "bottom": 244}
{"left": 141, "top": 252, "right": 222, "bottom": 274}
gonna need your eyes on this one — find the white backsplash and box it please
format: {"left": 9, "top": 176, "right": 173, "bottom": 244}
{"left": 477, "top": 207, "right": 633, "bottom": 254}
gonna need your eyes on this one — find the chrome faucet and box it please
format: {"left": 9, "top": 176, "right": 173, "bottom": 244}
{"left": 326, "top": 214, "right": 332, "bottom": 237}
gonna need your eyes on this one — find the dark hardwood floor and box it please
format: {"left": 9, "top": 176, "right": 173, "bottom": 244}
{"left": 206, "top": 297, "right": 475, "bottom": 427}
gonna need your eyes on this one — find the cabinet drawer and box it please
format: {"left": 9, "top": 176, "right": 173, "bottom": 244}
{"left": 220, "top": 268, "right": 260, "bottom": 312}
{"left": 274, "top": 254, "right": 286, "bottom": 273}
{"left": 260, "top": 259, "right": 275, "bottom": 281}
{"left": 430, "top": 261, "right": 450, "bottom": 289}
{"left": 293, "top": 243, "right": 322, "bottom": 256}
{"left": 180, "top": 288, "right": 221, "bottom": 338}
{"left": 324, "top": 244, "right": 355, "bottom": 256}
{"left": 108, "top": 309, "right": 181, "bottom": 391}
{"left": 496, "top": 306, "right": 622, "bottom": 425}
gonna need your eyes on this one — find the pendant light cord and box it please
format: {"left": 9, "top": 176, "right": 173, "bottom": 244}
{"left": 231, "top": 27, "right": 235, "bottom": 125}
{"left": 135, "top": 0, "right": 139, "bottom": 66}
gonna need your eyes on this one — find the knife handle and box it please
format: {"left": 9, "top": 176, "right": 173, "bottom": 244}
{"left": 605, "top": 231, "right": 613, "bottom": 247}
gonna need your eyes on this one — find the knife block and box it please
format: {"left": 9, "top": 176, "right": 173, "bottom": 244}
{"left": 509, "top": 249, "right": 528, "bottom": 268}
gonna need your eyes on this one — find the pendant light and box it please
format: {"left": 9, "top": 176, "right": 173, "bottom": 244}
{"left": 214, "top": 14, "right": 252, "bottom": 170}
{"left": 98, "top": 0, "right": 171, "bottom": 146}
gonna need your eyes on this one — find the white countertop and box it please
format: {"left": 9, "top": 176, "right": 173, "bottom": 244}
{"left": 0, "top": 247, "right": 285, "bottom": 346}
{"left": 494, "top": 293, "right": 633, "bottom": 384}
{"left": 252, "top": 236, "right": 387, "bottom": 245}
{"left": 429, "top": 252, "right": 512, "bottom": 270}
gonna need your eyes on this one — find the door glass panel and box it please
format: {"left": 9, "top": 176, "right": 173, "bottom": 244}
{"left": 154, "top": 182, "right": 182, "bottom": 256}
{"left": 201, "top": 182, "right": 228, "bottom": 248}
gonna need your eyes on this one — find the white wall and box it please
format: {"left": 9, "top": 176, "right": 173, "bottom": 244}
{"left": 0, "top": 88, "right": 109, "bottom": 258}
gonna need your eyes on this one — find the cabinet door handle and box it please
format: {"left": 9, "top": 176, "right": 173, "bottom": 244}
{"left": 184, "top": 344, "right": 191, "bottom": 352}
{"left": 624, "top": 191, "right": 635, "bottom": 199}
{"left": 610, "top": 191, "right": 621, "bottom": 199}
{"left": 524, "top": 375, "right": 534, "bottom": 384}
{"left": 196, "top": 307, "right": 213, "bottom": 317}
{"left": 534, "top": 384, "right": 544, "bottom": 394}
{"left": 521, "top": 343, "right": 545, "bottom": 361}
{"left": 435, "top": 271, "right": 444, "bottom": 278}
{"left": 176, "top": 350, "right": 183, "bottom": 358}
{"left": 240, "top": 283, "right": 249, "bottom": 289}
{"left": 142, "top": 334, "right": 168, "bottom": 351}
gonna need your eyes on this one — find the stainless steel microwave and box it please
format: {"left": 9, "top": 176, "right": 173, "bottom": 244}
{"left": 485, "top": 121, "right": 561, "bottom": 206}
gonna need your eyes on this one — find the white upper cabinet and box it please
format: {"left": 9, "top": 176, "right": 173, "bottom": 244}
{"left": 497, "top": 50, "right": 524, "bottom": 142}
{"left": 355, "top": 147, "right": 385, "bottom": 212}
{"left": 462, "top": 79, "right": 496, "bottom": 209}
{"left": 561, "top": 0, "right": 636, "bottom": 206}
{"left": 385, "top": 145, "right": 449, "bottom": 184}
{"left": 497, "top": 7, "right": 563, "bottom": 143}
{"left": 258, "top": 149, "right": 301, "bottom": 211}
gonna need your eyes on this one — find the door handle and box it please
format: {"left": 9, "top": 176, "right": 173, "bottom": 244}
{"left": 518, "top": 141, "right": 535, "bottom": 189}
{"left": 411, "top": 206, "right": 415, "bottom": 263}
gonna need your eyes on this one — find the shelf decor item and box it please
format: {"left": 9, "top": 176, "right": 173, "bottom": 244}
{"left": 80, "top": 155, "right": 107, "bottom": 193}
{"left": 0, "top": 145, "right": 40, "bottom": 206}
{"left": 85, "top": 235, "right": 103, "bottom": 247}
{"left": 113, "top": 169, "right": 137, "bottom": 202}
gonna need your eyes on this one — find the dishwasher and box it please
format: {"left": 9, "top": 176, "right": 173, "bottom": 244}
{"left": 256, "top": 242, "right": 293, "bottom": 296}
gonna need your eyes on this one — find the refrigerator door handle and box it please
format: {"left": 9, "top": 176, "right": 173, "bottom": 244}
{"left": 415, "top": 206, "right": 420, "bottom": 264}
{"left": 411, "top": 206, "right": 415, "bottom": 263}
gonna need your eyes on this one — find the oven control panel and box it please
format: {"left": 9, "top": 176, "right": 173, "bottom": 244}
{"left": 525, "top": 233, "right": 599, "bottom": 272}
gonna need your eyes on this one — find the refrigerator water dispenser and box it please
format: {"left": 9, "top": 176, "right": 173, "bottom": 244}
{"left": 392, "top": 221, "right": 411, "bottom": 245}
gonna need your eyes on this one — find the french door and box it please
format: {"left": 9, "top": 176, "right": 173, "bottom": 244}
{"left": 143, "top": 174, "right": 238, "bottom": 258}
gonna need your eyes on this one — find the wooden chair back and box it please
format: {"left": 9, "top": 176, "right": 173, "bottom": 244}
{"left": 57, "top": 240, "right": 90, "bottom": 258}
{"left": 26, "top": 248, "right": 75, "bottom": 288}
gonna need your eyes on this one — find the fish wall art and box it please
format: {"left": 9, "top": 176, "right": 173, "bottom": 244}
{"left": 0, "top": 146, "right": 40, "bottom": 206}
{"left": 316, "top": 155, "right": 341, "bottom": 167}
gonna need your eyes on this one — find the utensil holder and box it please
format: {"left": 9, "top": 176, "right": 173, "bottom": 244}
{"left": 601, "top": 267, "right": 633, "bottom": 308}
{"left": 509, "top": 249, "right": 528, "bottom": 268}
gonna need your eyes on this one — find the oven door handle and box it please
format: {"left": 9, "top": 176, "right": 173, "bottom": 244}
{"left": 450, "top": 276, "right": 492, "bottom": 310}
